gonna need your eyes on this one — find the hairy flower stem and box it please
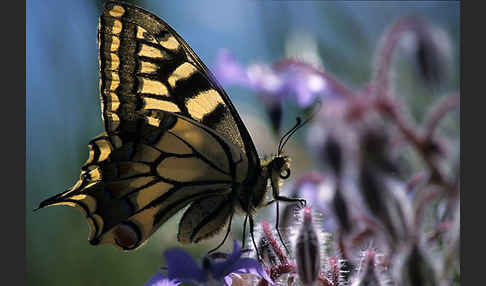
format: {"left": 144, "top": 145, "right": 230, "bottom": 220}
{"left": 256, "top": 264, "right": 297, "bottom": 286}
{"left": 374, "top": 94, "right": 455, "bottom": 193}
{"left": 317, "top": 276, "right": 334, "bottom": 286}
{"left": 424, "top": 93, "right": 460, "bottom": 139}
{"left": 262, "top": 221, "right": 289, "bottom": 265}
{"left": 273, "top": 59, "right": 355, "bottom": 100}
{"left": 373, "top": 16, "right": 429, "bottom": 94}
{"left": 368, "top": 15, "right": 457, "bottom": 196}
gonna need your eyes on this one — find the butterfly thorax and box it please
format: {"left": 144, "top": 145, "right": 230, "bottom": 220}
{"left": 235, "top": 155, "right": 291, "bottom": 215}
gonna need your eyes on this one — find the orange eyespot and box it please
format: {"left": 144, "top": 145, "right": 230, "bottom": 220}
{"left": 114, "top": 222, "right": 140, "bottom": 250}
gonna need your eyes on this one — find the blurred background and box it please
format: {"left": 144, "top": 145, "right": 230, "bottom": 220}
{"left": 27, "top": 1, "right": 459, "bottom": 285}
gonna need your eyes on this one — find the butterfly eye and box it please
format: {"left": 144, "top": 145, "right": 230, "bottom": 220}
{"left": 280, "top": 168, "right": 291, "bottom": 179}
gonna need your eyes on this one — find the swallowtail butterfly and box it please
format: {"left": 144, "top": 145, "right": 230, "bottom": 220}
{"left": 39, "top": 1, "right": 305, "bottom": 256}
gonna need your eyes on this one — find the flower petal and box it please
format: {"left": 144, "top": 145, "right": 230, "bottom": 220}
{"left": 144, "top": 272, "right": 180, "bottom": 286}
{"left": 210, "top": 240, "right": 243, "bottom": 279}
{"left": 224, "top": 275, "right": 233, "bottom": 286}
{"left": 164, "top": 249, "right": 205, "bottom": 283}
{"left": 228, "top": 240, "right": 242, "bottom": 263}
{"left": 225, "top": 258, "right": 274, "bottom": 285}
{"left": 213, "top": 49, "right": 250, "bottom": 86}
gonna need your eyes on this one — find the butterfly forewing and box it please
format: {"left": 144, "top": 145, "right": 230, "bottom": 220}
{"left": 99, "top": 1, "right": 259, "bottom": 167}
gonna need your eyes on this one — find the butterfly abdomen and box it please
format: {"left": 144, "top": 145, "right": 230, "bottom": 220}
{"left": 233, "top": 167, "right": 270, "bottom": 216}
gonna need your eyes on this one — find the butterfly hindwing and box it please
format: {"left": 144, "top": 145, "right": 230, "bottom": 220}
{"left": 99, "top": 1, "right": 260, "bottom": 169}
{"left": 178, "top": 195, "right": 234, "bottom": 244}
{"left": 40, "top": 111, "right": 248, "bottom": 250}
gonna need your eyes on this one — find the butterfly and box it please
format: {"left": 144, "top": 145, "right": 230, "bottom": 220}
{"left": 38, "top": 1, "right": 305, "bottom": 256}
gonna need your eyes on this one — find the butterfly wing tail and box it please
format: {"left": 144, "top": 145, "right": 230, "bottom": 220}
{"left": 36, "top": 188, "right": 73, "bottom": 210}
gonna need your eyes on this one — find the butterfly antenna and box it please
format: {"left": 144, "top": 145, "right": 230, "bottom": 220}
{"left": 277, "top": 101, "right": 322, "bottom": 155}
{"left": 277, "top": 117, "right": 302, "bottom": 155}
{"left": 279, "top": 115, "right": 313, "bottom": 153}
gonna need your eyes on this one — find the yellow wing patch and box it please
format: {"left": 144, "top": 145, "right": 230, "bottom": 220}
{"left": 159, "top": 35, "right": 179, "bottom": 50}
{"left": 108, "top": 4, "right": 125, "bottom": 18}
{"left": 138, "top": 78, "right": 169, "bottom": 96}
{"left": 136, "top": 26, "right": 157, "bottom": 44}
{"left": 139, "top": 61, "right": 159, "bottom": 74}
{"left": 106, "top": 72, "right": 120, "bottom": 91}
{"left": 109, "top": 36, "right": 120, "bottom": 51}
{"left": 143, "top": 98, "right": 180, "bottom": 113}
{"left": 111, "top": 19, "right": 123, "bottom": 34}
{"left": 186, "top": 89, "right": 225, "bottom": 121}
{"left": 108, "top": 53, "right": 120, "bottom": 70}
{"left": 100, "top": 92, "right": 121, "bottom": 114}
{"left": 168, "top": 62, "right": 198, "bottom": 88}
{"left": 146, "top": 116, "right": 161, "bottom": 127}
{"left": 138, "top": 44, "right": 165, "bottom": 59}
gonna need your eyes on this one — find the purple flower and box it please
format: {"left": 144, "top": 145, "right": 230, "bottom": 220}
{"left": 213, "top": 49, "right": 251, "bottom": 87}
{"left": 144, "top": 241, "right": 273, "bottom": 286}
{"left": 213, "top": 49, "right": 328, "bottom": 109}
{"left": 295, "top": 173, "right": 326, "bottom": 210}
{"left": 144, "top": 272, "right": 179, "bottom": 286}
{"left": 288, "top": 173, "right": 339, "bottom": 233}
{"left": 213, "top": 49, "right": 333, "bottom": 132}
{"left": 275, "top": 63, "right": 328, "bottom": 107}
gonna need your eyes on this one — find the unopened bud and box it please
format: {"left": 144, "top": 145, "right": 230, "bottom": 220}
{"left": 352, "top": 249, "right": 383, "bottom": 286}
{"left": 333, "top": 185, "right": 351, "bottom": 233}
{"left": 361, "top": 128, "right": 399, "bottom": 176}
{"left": 328, "top": 256, "right": 340, "bottom": 285}
{"left": 323, "top": 136, "right": 343, "bottom": 176}
{"left": 259, "top": 237, "right": 278, "bottom": 266}
{"left": 295, "top": 208, "right": 321, "bottom": 286}
{"left": 398, "top": 244, "right": 438, "bottom": 286}
{"left": 359, "top": 167, "right": 398, "bottom": 242}
{"left": 265, "top": 98, "right": 283, "bottom": 134}
{"left": 414, "top": 26, "right": 451, "bottom": 88}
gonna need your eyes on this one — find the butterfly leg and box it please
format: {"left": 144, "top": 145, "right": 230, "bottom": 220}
{"left": 275, "top": 200, "right": 290, "bottom": 254}
{"left": 267, "top": 175, "right": 306, "bottom": 254}
{"left": 241, "top": 214, "right": 248, "bottom": 250}
{"left": 274, "top": 195, "right": 307, "bottom": 208}
{"left": 248, "top": 215, "right": 262, "bottom": 261}
{"left": 265, "top": 199, "right": 276, "bottom": 206}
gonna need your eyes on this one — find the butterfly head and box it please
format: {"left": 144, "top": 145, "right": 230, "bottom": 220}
{"left": 261, "top": 154, "right": 292, "bottom": 200}
{"left": 271, "top": 155, "right": 291, "bottom": 180}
